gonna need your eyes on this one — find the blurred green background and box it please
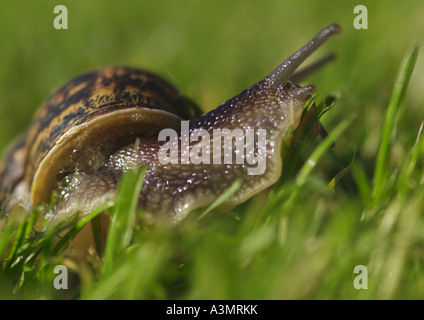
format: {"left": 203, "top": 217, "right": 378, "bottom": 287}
{"left": 0, "top": 0, "right": 423, "bottom": 160}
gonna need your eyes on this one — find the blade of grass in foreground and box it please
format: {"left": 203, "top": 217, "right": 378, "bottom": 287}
{"left": 50, "top": 202, "right": 114, "bottom": 256}
{"left": 275, "top": 95, "right": 336, "bottom": 189}
{"left": 257, "top": 116, "right": 353, "bottom": 226}
{"left": 372, "top": 44, "right": 419, "bottom": 201}
{"left": 5, "top": 208, "right": 41, "bottom": 270}
{"left": 198, "top": 178, "right": 242, "bottom": 220}
{"left": 295, "top": 116, "right": 353, "bottom": 186}
{"left": 102, "top": 167, "right": 146, "bottom": 276}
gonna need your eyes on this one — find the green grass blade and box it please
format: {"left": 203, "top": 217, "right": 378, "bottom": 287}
{"left": 328, "top": 165, "right": 351, "bottom": 192}
{"left": 372, "top": 44, "right": 419, "bottom": 201}
{"left": 296, "top": 116, "right": 354, "bottom": 186}
{"left": 352, "top": 162, "right": 372, "bottom": 206}
{"left": 0, "top": 228, "right": 14, "bottom": 262}
{"left": 50, "top": 202, "right": 113, "bottom": 256}
{"left": 274, "top": 95, "right": 335, "bottom": 189}
{"left": 4, "top": 208, "right": 40, "bottom": 270}
{"left": 256, "top": 116, "right": 352, "bottom": 226}
{"left": 102, "top": 167, "right": 146, "bottom": 276}
{"left": 198, "top": 178, "right": 242, "bottom": 220}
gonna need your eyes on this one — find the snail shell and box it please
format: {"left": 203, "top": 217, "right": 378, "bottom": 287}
{"left": 0, "top": 24, "right": 341, "bottom": 224}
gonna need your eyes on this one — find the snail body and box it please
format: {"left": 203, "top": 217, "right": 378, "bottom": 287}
{"left": 0, "top": 24, "right": 340, "bottom": 224}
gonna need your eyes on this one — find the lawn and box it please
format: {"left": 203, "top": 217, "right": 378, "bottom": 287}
{"left": 0, "top": 0, "right": 424, "bottom": 300}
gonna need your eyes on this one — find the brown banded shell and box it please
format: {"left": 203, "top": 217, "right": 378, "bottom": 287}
{"left": 2, "top": 67, "right": 202, "bottom": 208}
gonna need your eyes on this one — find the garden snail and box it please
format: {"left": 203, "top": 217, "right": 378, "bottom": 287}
{"left": 0, "top": 24, "right": 341, "bottom": 226}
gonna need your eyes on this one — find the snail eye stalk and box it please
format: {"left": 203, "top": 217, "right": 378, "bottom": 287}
{"left": 265, "top": 24, "right": 341, "bottom": 89}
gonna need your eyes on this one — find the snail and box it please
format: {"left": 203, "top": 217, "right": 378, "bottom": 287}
{"left": 0, "top": 24, "right": 341, "bottom": 227}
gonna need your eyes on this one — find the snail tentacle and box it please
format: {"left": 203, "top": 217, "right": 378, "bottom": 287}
{"left": 265, "top": 24, "right": 341, "bottom": 89}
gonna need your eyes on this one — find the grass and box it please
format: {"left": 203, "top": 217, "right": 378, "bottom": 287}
{"left": 1, "top": 0, "right": 424, "bottom": 300}
{"left": 1, "top": 44, "right": 422, "bottom": 299}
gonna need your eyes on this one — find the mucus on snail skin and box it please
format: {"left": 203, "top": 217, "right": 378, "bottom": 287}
{"left": 158, "top": 121, "right": 267, "bottom": 175}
